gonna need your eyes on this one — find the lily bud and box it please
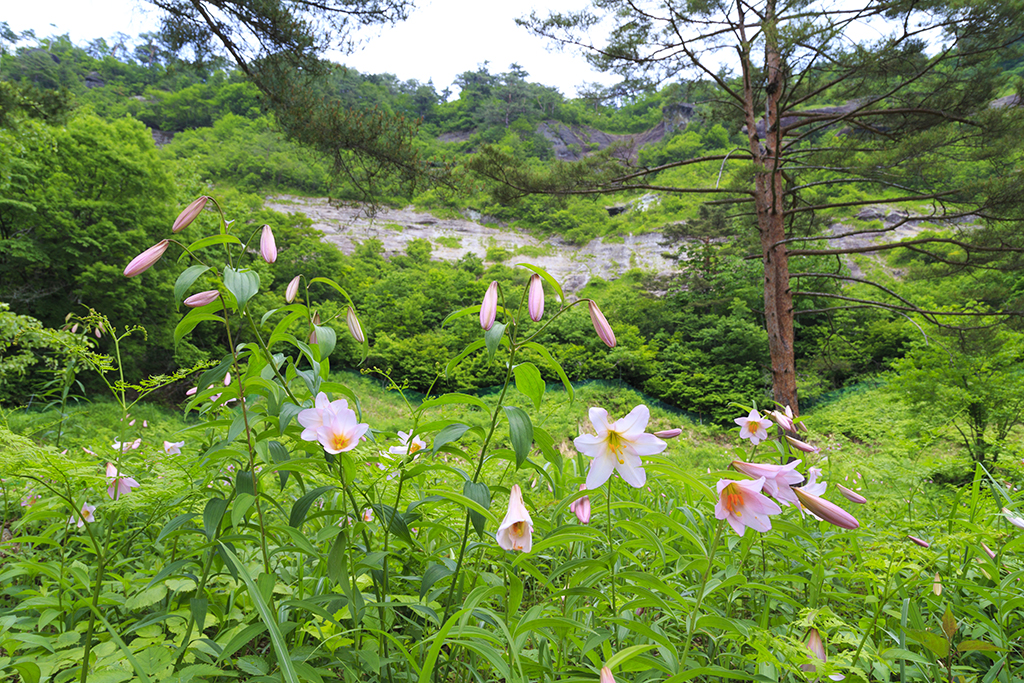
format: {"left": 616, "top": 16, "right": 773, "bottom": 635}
{"left": 172, "top": 196, "right": 209, "bottom": 232}
{"left": 600, "top": 667, "right": 616, "bottom": 683}
{"left": 907, "top": 535, "right": 930, "bottom": 548}
{"left": 770, "top": 410, "right": 795, "bottom": 432}
{"left": 309, "top": 312, "right": 320, "bottom": 344}
{"left": 588, "top": 300, "right": 616, "bottom": 348}
{"left": 346, "top": 307, "right": 365, "bottom": 343}
{"left": 982, "top": 542, "right": 996, "bottom": 560}
{"left": 260, "top": 225, "right": 277, "bottom": 263}
{"left": 653, "top": 428, "right": 683, "bottom": 439}
{"left": 183, "top": 290, "right": 220, "bottom": 308}
{"left": 124, "top": 240, "right": 169, "bottom": 277}
{"left": 528, "top": 274, "right": 544, "bottom": 322}
{"left": 933, "top": 573, "right": 942, "bottom": 596}
{"left": 480, "top": 281, "right": 498, "bottom": 330}
{"left": 785, "top": 435, "right": 820, "bottom": 454}
{"left": 1002, "top": 507, "right": 1024, "bottom": 529}
{"left": 793, "top": 487, "right": 859, "bottom": 530}
{"left": 569, "top": 484, "right": 591, "bottom": 524}
{"left": 836, "top": 483, "right": 866, "bottom": 504}
{"left": 286, "top": 275, "right": 301, "bottom": 303}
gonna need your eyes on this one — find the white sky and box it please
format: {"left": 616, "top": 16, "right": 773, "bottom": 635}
{"left": 3, "top": 0, "right": 618, "bottom": 97}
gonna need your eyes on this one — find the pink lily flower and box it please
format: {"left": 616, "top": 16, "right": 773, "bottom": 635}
{"left": 69, "top": 502, "right": 96, "bottom": 528}
{"left": 731, "top": 459, "right": 804, "bottom": 506}
{"left": 106, "top": 462, "right": 140, "bottom": 500}
{"left": 496, "top": 484, "right": 533, "bottom": 552}
{"left": 735, "top": 409, "right": 773, "bottom": 445}
{"left": 164, "top": 440, "right": 184, "bottom": 455}
{"left": 574, "top": 405, "right": 666, "bottom": 489}
{"left": 389, "top": 430, "right": 427, "bottom": 457}
{"left": 715, "top": 477, "right": 782, "bottom": 536}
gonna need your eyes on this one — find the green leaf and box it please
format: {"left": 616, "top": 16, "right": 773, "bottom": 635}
{"left": 231, "top": 493, "right": 255, "bottom": 528}
{"left": 513, "top": 362, "right": 545, "bottom": 410}
{"left": 236, "top": 656, "right": 269, "bottom": 676}
{"left": 445, "top": 339, "right": 485, "bottom": 376}
{"left": 289, "top": 486, "right": 336, "bottom": 528}
{"left": 156, "top": 513, "right": 199, "bottom": 544}
{"left": 957, "top": 639, "right": 1001, "bottom": 652}
{"left": 175, "top": 310, "right": 223, "bottom": 345}
{"left": 195, "top": 354, "right": 232, "bottom": 395}
{"left": 905, "top": 629, "right": 949, "bottom": 658}
{"left": 174, "top": 265, "right": 211, "bottom": 303}
{"left": 485, "top": 322, "right": 506, "bottom": 360}
{"left": 463, "top": 481, "right": 491, "bottom": 536}
{"left": 184, "top": 233, "right": 242, "bottom": 252}
{"left": 190, "top": 597, "right": 209, "bottom": 632}
{"left": 504, "top": 406, "right": 534, "bottom": 467}
{"left": 419, "top": 563, "right": 453, "bottom": 601}
{"left": 203, "top": 497, "right": 228, "bottom": 541}
{"left": 223, "top": 267, "right": 260, "bottom": 310}
{"left": 533, "top": 427, "right": 562, "bottom": 472}
{"left": 314, "top": 324, "right": 336, "bottom": 358}
{"left": 11, "top": 662, "right": 40, "bottom": 683}
{"left": 217, "top": 544, "right": 300, "bottom": 683}
{"left": 523, "top": 341, "right": 574, "bottom": 403}
{"left": 431, "top": 423, "right": 471, "bottom": 455}
{"left": 421, "top": 393, "right": 489, "bottom": 411}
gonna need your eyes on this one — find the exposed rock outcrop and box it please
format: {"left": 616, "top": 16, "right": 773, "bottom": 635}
{"left": 266, "top": 195, "right": 680, "bottom": 294}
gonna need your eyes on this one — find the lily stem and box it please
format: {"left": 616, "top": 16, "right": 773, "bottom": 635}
{"left": 680, "top": 519, "right": 725, "bottom": 668}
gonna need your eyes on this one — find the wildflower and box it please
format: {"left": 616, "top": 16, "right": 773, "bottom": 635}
{"left": 69, "top": 502, "right": 96, "bottom": 528}
{"left": 346, "top": 307, "right": 365, "bottom": 343}
{"left": 600, "top": 668, "right": 616, "bottom": 683}
{"left": 1002, "top": 507, "right": 1024, "bottom": 529}
{"left": 285, "top": 275, "right": 301, "bottom": 303}
{"left": 388, "top": 430, "right": 427, "bottom": 457}
{"left": 574, "top": 405, "right": 666, "bottom": 489}
{"left": 260, "top": 224, "right": 277, "bottom": 263}
{"left": 730, "top": 459, "right": 804, "bottom": 506}
{"left": 185, "top": 387, "right": 198, "bottom": 396}
{"left": 172, "top": 196, "right": 208, "bottom": 232}
{"left": 734, "top": 409, "right": 773, "bottom": 445}
{"left": 164, "top": 440, "right": 184, "bottom": 455}
{"left": 569, "top": 484, "right": 591, "bottom": 524}
{"left": 836, "top": 483, "right": 866, "bottom": 504}
{"left": 307, "top": 398, "right": 369, "bottom": 454}
{"left": 106, "top": 462, "right": 140, "bottom": 500}
{"left": 362, "top": 508, "right": 373, "bottom": 523}
{"left": 21, "top": 493, "right": 40, "bottom": 507}
{"left": 785, "top": 435, "right": 820, "bottom": 454}
{"left": 496, "top": 484, "right": 533, "bottom": 552}
{"left": 770, "top": 409, "right": 795, "bottom": 432}
{"left": 588, "top": 300, "right": 616, "bottom": 348}
{"left": 123, "top": 240, "right": 169, "bottom": 277}
{"left": 298, "top": 392, "right": 343, "bottom": 441}
{"left": 528, "top": 274, "right": 544, "bottom": 322}
{"left": 715, "top": 477, "right": 782, "bottom": 536}
{"left": 793, "top": 487, "right": 859, "bottom": 530}
{"left": 184, "top": 290, "right": 220, "bottom": 308}
{"left": 480, "top": 281, "right": 498, "bottom": 330}
{"left": 907, "top": 535, "right": 930, "bottom": 548}
{"left": 802, "top": 466, "right": 827, "bottom": 497}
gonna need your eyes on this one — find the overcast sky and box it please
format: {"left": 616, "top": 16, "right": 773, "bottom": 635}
{"left": 3, "top": 0, "right": 618, "bottom": 96}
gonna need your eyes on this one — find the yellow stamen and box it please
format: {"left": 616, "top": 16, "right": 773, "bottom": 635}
{"left": 723, "top": 483, "right": 744, "bottom": 517}
{"left": 409, "top": 442, "right": 422, "bottom": 453}
{"left": 331, "top": 433, "right": 352, "bottom": 451}
{"left": 607, "top": 430, "right": 626, "bottom": 464}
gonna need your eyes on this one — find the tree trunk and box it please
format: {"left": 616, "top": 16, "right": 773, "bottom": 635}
{"left": 740, "top": 0, "right": 799, "bottom": 413}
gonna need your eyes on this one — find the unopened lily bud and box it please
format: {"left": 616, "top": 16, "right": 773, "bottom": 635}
{"left": 600, "top": 667, "right": 616, "bottom": 683}
{"left": 588, "top": 300, "right": 616, "bottom": 348}
{"left": 71, "top": 323, "right": 79, "bottom": 333}
{"left": 346, "top": 307, "right": 365, "bottom": 343}
{"left": 907, "top": 535, "right": 930, "bottom": 548}
{"left": 653, "top": 428, "right": 682, "bottom": 439}
{"left": 480, "top": 281, "right": 498, "bottom": 330}
{"left": 836, "top": 483, "right": 866, "bottom": 504}
{"left": 785, "top": 435, "right": 820, "bottom": 454}
{"left": 309, "top": 312, "right": 320, "bottom": 344}
{"left": 223, "top": 372, "right": 232, "bottom": 387}
{"left": 1003, "top": 507, "right": 1024, "bottom": 529}
{"left": 793, "top": 487, "right": 859, "bottom": 529}
{"left": 260, "top": 224, "right": 277, "bottom": 264}
{"left": 285, "top": 275, "right": 301, "bottom": 303}
{"left": 172, "top": 196, "right": 209, "bottom": 232}
{"left": 770, "top": 410, "right": 795, "bottom": 432}
{"left": 124, "top": 239, "right": 169, "bottom": 277}
{"left": 982, "top": 542, "right": 996, "bottom": 560}
{"left": 801, "top": 627, "right": 826, "bottom": 672}
{"left": 528, "top": 274, "right": 544, "bottom": 322}
{"left": 933, "top": 573, "right": 942, "bottom": 596}
{"left": 184, "top": 290, "right": 220, "bottom": 308}
{"left": 569, "top": 484, "right": 591, "bottom": 524}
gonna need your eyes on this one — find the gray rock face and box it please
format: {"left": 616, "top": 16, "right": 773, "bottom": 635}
{"left": 265, "top": 196, "right": 679, "bottom": 294}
